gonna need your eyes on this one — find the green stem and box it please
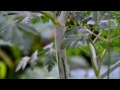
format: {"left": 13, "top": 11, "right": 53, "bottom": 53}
{"left": 87, "top": 40, "right": 99, "bottom": 78}
{"left": 85, "top": 28, "right": 108, "bottom": 42}
{"left": 100, "top": 60, "right": 120, "bottom": 79}
{"left": 38, "top": 11, "right": 62, "bottom": 26}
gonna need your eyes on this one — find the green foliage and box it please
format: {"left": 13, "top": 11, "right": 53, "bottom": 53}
{"left": 0, "top": 61, "right": 7, "bottom": 79}
{"left": 62, "top": 25, "right": 89, "bottom": 49}
{"left": 46, "top": 55, "right": 56, "bottom": 72}
{"left": 0, "top": 11, "right": 120, "bottom": 79}
{"left": 30, "top": 18, "right": 40, "bottom": 24}
{"left": 40, "top": 16, "right": 50, "bottom": 23}
{"left": 43, "top": 43, "right": 57, "bottom": 72}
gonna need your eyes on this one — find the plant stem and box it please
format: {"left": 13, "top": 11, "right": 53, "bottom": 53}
{"left": 38, "top": 11, "right": 69, "bottom": 79}
{"left": 54, "top": 11, "right": 69, "bottom": 79}
{"left": 100, "top": 60, "right": 120, "bottom": 79}
{"left": 107, "top": 11, "right": 111, "bottom": 79}
{"left": 85, "top": 28, "right": 108, "bottom": 42}
{"left": 38, "top": 11, "right": 62, "bottom": 26}
{"left": 87, "top": 40, "right": 99, "bottom": 78}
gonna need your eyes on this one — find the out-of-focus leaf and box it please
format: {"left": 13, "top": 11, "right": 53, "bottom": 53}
{"left": 30, "top": 50, "right": 38, "bottom": 70}
{"left": 1, "top": 11, "right": 21, "bottom": 16}
{"left": 81, "top": 33, "right": 89, "bottom": 44}
{"left": 15, "top": 56, "right": 30, "bottom": 72}
{"left": 21, "top": 16, "right": 30, "bottom": 24}
{"left": 11, "top": 45, "right": 22, "bottom": 60}
{"left": 55, "top": 11, "right": 61, "bottom": 17}
{"left": 99, "top": 19, "right": 117, "bottom": 29}
{"left": 30, "top": 18, "right": 39, "bottom": 24}
{"left": 65, "top": 26, "right": 81, "bottom": 36}
{"left": 16, "top": 22, "right": 38, "bottom": 35}
{"left": 61, "top": 39, "right": 72, "bottom": 49}
{"left": 93, "top": 11, "right": 101, "bottom": 25}
{"left": 78, "top": 28, "right": 89, "bottom": 34}
{"left": 0, "top": 13, "right": 7, "bottom": 32}
{"left": 61, "top": 35, "right": 81, "bottom": 49}
{"left": 1, "top": 22, "right": 35, "bottom": 54}
{"left": 40, "top": 15, "right": 50, "bottom": 23}
{"left": 0, "top": 61, "right": 7, "bottom": 79}
{"left": 0, "top": 12, "right": 6, "bottom": 24}
{"left": 87, "top": 20, "right": 95, "bottom": 25}
{"left": 15, "top": 50, "right": 39, "bottom": 72}
{"left": 97, "top": 45, "right": 104, "bottom": 54}
{"left": 0, "top": 39, "right": 12, "bottom": 46}
{"left": 116, "top": 17, "right": 120, "bottom": 24}
{"left": 72, "top": 11, "right": 93, "bottom": 23}
{"left": 72, "top": 11, "right": 83, "bottom": 22}
{"left": 43, "top": 43, "right": 53, "bottom": 50}
{"left": 43, "top": 43, "right": 56, "bottom": 54}
{"left": 62, "top": 26, "right": 89, "bottom": 49}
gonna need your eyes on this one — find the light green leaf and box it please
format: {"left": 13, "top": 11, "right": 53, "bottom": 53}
{"left": 0, "top": 61, "right": 7, "bottom": 79}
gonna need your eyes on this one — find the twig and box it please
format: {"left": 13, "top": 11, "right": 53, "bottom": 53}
{"left": 85, "top": 28, "right": 107, "bottom": 42}
{"left": 93, "top": 32, "right": 102, "bottom": 43}
{"left": 37, "top": 11, "right": 62, "bottom": 26}
{"left": 100, "top": 60, "right": 120, "bottom": 79}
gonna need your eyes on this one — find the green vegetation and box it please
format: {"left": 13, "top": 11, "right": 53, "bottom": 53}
{"left": 0, "top": 11, "right": 120, "bottom": 79}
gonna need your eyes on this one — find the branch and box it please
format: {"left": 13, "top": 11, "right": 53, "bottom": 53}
{"left": 37, "top": 11, "right": 62, "bottom": 26}
{"left": 100, "top": 60, "right": 120, "bottom": 79}
{"left": 55, "top": 11, "right": 70, "bottom": 79}
{"left": 85, "top": 28, "right": 108, "bottom": 42}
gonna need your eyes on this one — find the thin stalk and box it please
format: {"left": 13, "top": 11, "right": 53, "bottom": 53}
{"left": 100, "top": 60, "right": 120, "bottom": 79}
{"left": 91, "top": 60, "right": 120, "bottom": 79}
{"left": 87, "top": 40, "right": 99, "bottom": 78}
{"left": 93, "top": 32, "right": 102, "bottom": 43}
{"left": 85, "top": 28, "right": 108, "bottom": 42}
{"left": 37, "top": 11, "right": 62, "bottom": 26}
{"left": 107, "top": 11, "right": 111, "bottom": 79}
